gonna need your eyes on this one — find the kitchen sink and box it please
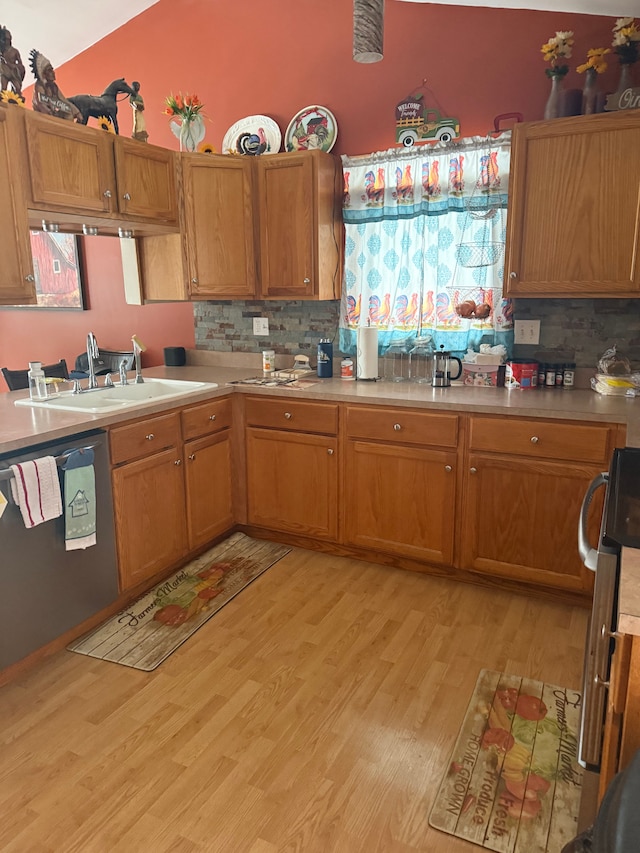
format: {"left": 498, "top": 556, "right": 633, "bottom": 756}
{"left": 14, "top": 378, "right": 217, "bottom": 414}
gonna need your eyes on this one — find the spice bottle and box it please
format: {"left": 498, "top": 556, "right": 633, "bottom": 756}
{"left": 262, "top": 349, "right": 275, "bottom": 374}
{"left": 563, "top": 363, "right": 576, "bottom": 389}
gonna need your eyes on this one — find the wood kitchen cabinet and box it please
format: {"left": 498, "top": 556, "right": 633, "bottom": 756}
{"left": 245, "top": 396, "right": 339, "bottom": 540}
{"left": 344, "top": 404, "right": 458, "bottom": 565}
{"left": 0, "top": 106, "right": 36, "bottom": 305}
{"left": 460, "top": 415, "right": 624, "bottom": 596}
{"left": 256, "top": 150, "right": 343, "bottom": 300}
{"left": 110, "top": 412, "right": 187, "bottom": 592}
{"left": 18, "top": 109, "right": 178, "bottom": 230}
{"left": 504, "top": 109, "right": 640, "bottom": 297}
{"left": 182, "top": 397, "right": 234, "bottom": 549}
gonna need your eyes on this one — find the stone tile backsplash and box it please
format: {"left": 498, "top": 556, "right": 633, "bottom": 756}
{"left": 194, "top": 298, "right": 640, "bottom": 370}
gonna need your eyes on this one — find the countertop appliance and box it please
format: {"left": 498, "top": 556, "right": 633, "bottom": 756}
{"left": 0, "top": 429, "right": 119, "bottom": 670}
{"left": 578, "top": 447, "right": 640, "bottom": 770}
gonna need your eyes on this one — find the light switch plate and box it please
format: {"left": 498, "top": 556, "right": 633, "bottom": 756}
{"left": 514, "top": 320, "right": 540, "bottom": 345}
{"left": 253, "top": 317, "right": 269, "bottom": 336}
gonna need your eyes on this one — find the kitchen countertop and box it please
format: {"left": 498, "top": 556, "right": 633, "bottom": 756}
{"left": 2, "top": 357, "right": 640, "bottom": 456}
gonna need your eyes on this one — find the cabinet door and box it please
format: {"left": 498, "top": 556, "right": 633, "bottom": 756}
{"left": 182, "top": 154, "right": 256, "bottom": 298}
{"left": 114, "top": 138, "right": 178, "bottom": 223}
{"left": 344, "top": 439, "right": 456, "bottom": 565}
{"left": 24, "top": 110, "right": 115, "bottom": 214}
{"left": 0, "top": 109, "right": 36, "bottom": 304}
{"left": 257, "top": 153, "right": 315, "bottom": 298}
{"left": 184, "top": 431, "right": 233, "bottom": 550}
{"left": 461, "top": 452, "right": 599, "bottom": 594}
{"left": 112, "top": 448, "right": 187, "bottom": 591}
{"left": 246, "top": 427, "right": 338, "bottom": 540}
{"left": 505, "top": 113, "right": 640, "bottom": 297}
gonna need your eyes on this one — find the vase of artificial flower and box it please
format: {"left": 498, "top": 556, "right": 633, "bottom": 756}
{"left": 164, "top": 92, "right": 206, "bottom": 152}
{"left": 541, "top": 31, "right": 574, "bottom": 120}
{"left": 612, "top": 17, "right": 640, "bottom": 96}
{"left": 577, "top": 47, "right": 610, "bottom": 115}
{"left": 178, "top": 114, "right": 205, "bottom": 152}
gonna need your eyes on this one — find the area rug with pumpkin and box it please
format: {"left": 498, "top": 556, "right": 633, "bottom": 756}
{"left": 68, "top": 532, "right": 290, "bottom": 671}
{"left": 429, "top": 669, "right": 583, "bottom": 853}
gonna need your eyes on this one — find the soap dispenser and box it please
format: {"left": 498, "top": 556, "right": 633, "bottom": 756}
{"left": 28, "top": 362, "right": 47, "bottom": 400}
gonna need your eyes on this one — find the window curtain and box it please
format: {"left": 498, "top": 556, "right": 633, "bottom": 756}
{"left": 339, "top": 135, "right": 514, "bottom": 357}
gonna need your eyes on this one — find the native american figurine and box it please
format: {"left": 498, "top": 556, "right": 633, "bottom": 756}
{"left": 0, "top": 26, "right": 25, "bottom": 96}
{"left": 129, "top": 81, "right": 148, "bottom": 142}
{"left": 29, "top": 49, "right": 81, "bottom": 121}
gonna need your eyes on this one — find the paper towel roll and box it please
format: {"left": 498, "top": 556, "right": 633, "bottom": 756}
{"left": 356, "top": 326, "right": 379, "bottom": 380}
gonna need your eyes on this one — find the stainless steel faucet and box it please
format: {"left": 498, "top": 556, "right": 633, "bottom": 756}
{"left": 132, "top": 337, "right": 144, "bottom": 384}
{"left": 86, "top": 332, "right": 99, "bottom": 389}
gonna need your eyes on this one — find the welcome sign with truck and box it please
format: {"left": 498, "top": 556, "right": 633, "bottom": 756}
{"left": 396, "top": 93, "right": 460, "bottom": 147}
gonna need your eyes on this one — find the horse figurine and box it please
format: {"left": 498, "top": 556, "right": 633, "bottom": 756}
{"left": 68, "top": 79, "right": 134, "bottom": 134}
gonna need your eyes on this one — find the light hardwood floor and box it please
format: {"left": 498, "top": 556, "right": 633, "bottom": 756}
{"left": 1, "top": 547, "right": 588, "bottom": 852}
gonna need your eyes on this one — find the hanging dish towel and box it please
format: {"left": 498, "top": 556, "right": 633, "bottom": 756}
{"left": 62, "top": 448, "right": 97, "bottom": 551}
{"left": 10, "top": 456, "right": 62, "bottom": 528}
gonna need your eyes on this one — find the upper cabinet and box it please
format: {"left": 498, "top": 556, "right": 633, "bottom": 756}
{"left": 257, "top": 150, "right": 343, "bottom": 300}
{"left": 16, "top": 109, "right": 179, "bottom": 232}
{"left": 504, "top": 109, "right": 640, "bottom": 298}
{"left": 140, "top": 149, "right": 343, "bottom": 302}
{"left": 0, "top": 106, "right": 36, "bottom": 305}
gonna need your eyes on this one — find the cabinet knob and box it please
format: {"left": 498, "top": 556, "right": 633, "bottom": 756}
{"left": 103, "top": 189, "right": 112, "bottom": 198}
{"left": 174, "top": 458, "right": 182, "bottom": 466}
{"left": 123, "top": 192, "right": 131, "bottom": 201}
{"left": 303, "top": 278, "right": 310, "bottom": 284}
{"left": 191, "top": 278, "right": 198, "bottom": 284}
{"left": 25, "top": 274, "right": 35, "bottom": 282}
{"left": 188, "top": 453, "right": 196, "bottom": 461}
{"left": 445, "top": 465, "right": 452, "bottom": 472}
{"left": 530, "top": 436, "right": 539, "bottom": 444}
{"left": 393, "top": 423, "right": 402, "bottom": 431}
{"left": 594, "top": 673, "right": 610, "bottom": 689}
{"left": 470, "top": 467, "right": 477, "bottom": 474}
{"left": 284, "top": 412, "right": 292, "bottom": 419}
{"left": 209, "top": 414, "right": 216, "bottom": 421}
{"left": 327, "top": 448, "right": 334, "bottom": 455}
{"left": 145, "top": 433, "right": 155, "bottom": 441}
{"left": 509, "top": 271, "right": 517, "bottom": 279}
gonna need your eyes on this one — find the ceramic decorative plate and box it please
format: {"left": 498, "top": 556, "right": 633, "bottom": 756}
{"left": 285, "top": 105, "right": 338, "bottom": 153}
{"left": 222, "top": 116, "right": 282, "bottom": 156}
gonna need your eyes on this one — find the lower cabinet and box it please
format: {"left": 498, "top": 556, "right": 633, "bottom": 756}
{"left": 111, "top": 412, "right": 187, "bottom": 592}
{"left": 245, "top": 396, "right": 339, "bottom": 540}
{"left": 460, "top": 415, "right": 623, "bottom": 595}
{"left": 344, "top": 404, "right": 458, "bottom": 565}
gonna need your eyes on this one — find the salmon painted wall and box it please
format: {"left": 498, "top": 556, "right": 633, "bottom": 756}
{"left": 0, "top": 0, "right": 619, "bottom": 386}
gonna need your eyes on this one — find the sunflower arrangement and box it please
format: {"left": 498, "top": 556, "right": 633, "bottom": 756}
{"left": 0, "top": 89, "right": 25, "bottom": 106}
{"left": 541, "top": 31, "right": 574, "bottom": 78}
{"left": 612, "top": 17, "right": 640, "bottom": 65}
{"left": 198, "top": 141, "right": 216, "bottom": 154}
{"left": 164, "top": 92, "right": 204, "bottom": 123}
{"left": 577, "top": 47, "right": 610, "bottom": 74}
{"left": 96, "top": 115, "right": 115, "bottom": 133}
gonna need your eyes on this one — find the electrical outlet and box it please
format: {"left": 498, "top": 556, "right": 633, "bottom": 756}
{"left": 253, "top": 317, "right": 269, "bottom": 336}
{"left": 514, "top": 320, "right": 540, "bottom": 345}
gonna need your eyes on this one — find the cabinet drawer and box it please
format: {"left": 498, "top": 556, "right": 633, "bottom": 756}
{"left": 346, "top": 405, "right": 458, "bottom": 448}
{"left": 182, "top": 397, "right": 232, "bottom": 441}
{"left": 110, "top": 412, "right": 181, "bottom": 465}
{"left": 244, "top": 396, "right": 338, "bottom": 435}
{"left": 469, "top": 416, "right": 612, "bottom": 463}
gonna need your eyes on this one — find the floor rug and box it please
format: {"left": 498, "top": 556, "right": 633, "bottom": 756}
{"left": 68, "top": 532, "right": 290, "bottom": 671}
{"left": 429, "top": 669, "right": 583, "bottom": 853}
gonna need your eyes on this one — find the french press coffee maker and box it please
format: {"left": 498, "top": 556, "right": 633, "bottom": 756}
{"left": 432, "top": 345, "right": 463, "bottom": 387}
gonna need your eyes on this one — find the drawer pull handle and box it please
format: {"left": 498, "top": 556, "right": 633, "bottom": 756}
{"left": 174, "top": 459, "right": 182, "bottom": 466}
{"left": 103, "top": 189, "right": 112, "bottom": 198}
{"left": 145, "top": 433, "right": 155, "bottom": 441}
{"left": 209, "top": 414, "right": 216, "bottom": 421}
{"left": 470, "top": 467, "right": 477, "bottom": 474}
{"left": 188, "top": 453, "right": 196, "bottom": 461}
{"left": 445, "top": 465, "right": 452, "bottom": 472}
{"left": 594, "top": 673, "right": 609, "bottom": 689}
{"left": 393, "top": 423, "right": 402, "bottom": 431}
{"left": 327, "top": 448, "right": 334, "bottom": 455}
{"left": 284, "top": 412, "right": 292, "bottom": 419}
{"left": 530, "top": 436, "right": 539, "bottom": 444}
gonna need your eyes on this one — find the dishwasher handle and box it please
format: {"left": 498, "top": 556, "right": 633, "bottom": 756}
{"left": 0, "top": 443, "right": 98, "bottom": 482}
{"left": 578, "top": 472, "right": 608, "bottom": 572}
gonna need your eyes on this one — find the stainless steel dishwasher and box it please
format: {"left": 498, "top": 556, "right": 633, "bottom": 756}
{"left": 0, "top": 428, "right": 119, "bottom": 669}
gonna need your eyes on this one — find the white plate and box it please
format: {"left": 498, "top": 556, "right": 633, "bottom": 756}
{"left": 222, "top": 115, "right": 281, "bottom": 156}
{"left": 285, "top": 105, "right": 338, "bottom": 153}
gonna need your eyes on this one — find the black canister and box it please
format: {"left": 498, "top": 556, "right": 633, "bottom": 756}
{"left": 317, "top": 339, "right": 333, "bottom": 378}
{"left": 164, "top": 346, "right": 186, "bottom": 366}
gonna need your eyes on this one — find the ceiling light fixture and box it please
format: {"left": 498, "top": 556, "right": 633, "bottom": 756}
{"left": 353, "top": 0, "right": 384, "bottom": 63}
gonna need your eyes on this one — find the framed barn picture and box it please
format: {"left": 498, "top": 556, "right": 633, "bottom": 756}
{"left": 24, "top": 231, "right": 86, "bottom": 310}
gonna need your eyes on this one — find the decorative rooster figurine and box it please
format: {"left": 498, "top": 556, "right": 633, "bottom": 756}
{"left": 237, "top": 126, "right": 268, "bottom": 156}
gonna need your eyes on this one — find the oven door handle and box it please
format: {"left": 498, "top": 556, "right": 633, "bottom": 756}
{"left": 578, "top": 472, "right": 609, "bottom": 571}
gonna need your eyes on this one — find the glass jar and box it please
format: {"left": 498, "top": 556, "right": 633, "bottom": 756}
{"left": 383, "top": 337, "right": 411, "bottom": 382}
{"left": 409, "top": 336, "right": 435, "bottom": 384}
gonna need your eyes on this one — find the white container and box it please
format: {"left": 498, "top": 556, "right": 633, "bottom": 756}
{"left": 262, "top": 349, "right": 275, "bottom": 374}
{"left": 28, "top": 362, "right": 47, "bottom": 401}
{"left": 341, "top": 358, "right": 354, "bottom": 380}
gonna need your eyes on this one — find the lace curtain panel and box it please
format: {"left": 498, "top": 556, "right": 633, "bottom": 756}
{"left": 339, "top": 135, "right": 514, "bottom": 356}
